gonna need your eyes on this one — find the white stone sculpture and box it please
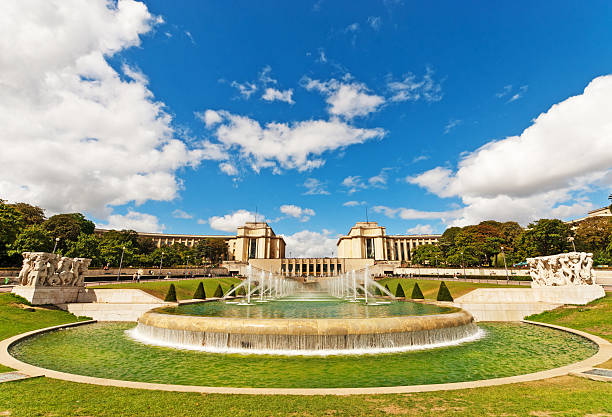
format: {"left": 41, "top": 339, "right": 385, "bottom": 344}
{"left": 527, "top": 252, "right": 596, "bottom": 287}
{"left": 17, "top": 252, "right": 91, "bottom": 287}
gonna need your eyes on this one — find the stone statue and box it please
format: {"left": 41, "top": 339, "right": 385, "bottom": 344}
{"left": 527, "top": 252, "right": 596, "bottom": 286}
{"left": 17, "top": 252, "right": 90, "bottom": 287}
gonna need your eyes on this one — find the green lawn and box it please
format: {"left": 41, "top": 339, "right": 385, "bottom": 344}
{"left": 377, "top": 277, "right": 523, "bottom": 300}
{"left": 0, "top": 292, "right": 610, "bottom": 416}
{"left": 90, "top": 277, "right": 242, "bottom": 300}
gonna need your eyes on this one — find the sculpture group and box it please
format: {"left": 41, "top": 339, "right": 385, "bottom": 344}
{"left": 18, "top": 252, "right": 91, "bottom": 287}
{"left": 527, "top": 252, "right": 595, "bottom": 287}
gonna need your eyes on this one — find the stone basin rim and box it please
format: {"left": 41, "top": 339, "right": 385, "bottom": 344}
{"left": 0, "top": 320, "right": 609, "bottom": 395}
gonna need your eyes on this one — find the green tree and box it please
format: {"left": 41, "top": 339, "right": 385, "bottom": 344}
{"left": 213, "top": 284, "right": 224, "bottom": 298}
{"left": 410, "top": 244, "right": 443, "bottom": 266}
{"left": 519, "top": 219, "right": 571, "bottom": 257}
{"left": 164, "top": 284, "right": 177, "bottom": 302}
{"left": 43, "top": 213, "right": 95, "bottom": 252}
{"left": 0, "top": 202, "right": 24, "bottom": 265}
{"left": 411, "top": 283, "right": 424, "bottom": 299}
{"left": 436, "top": 281, "right": 453, "bottom": 302}
{"left": 65, "top": 233, "right": 103, "bottom": 266}
{"left": 574, "top": 217, "right": 612, "bottom": 252}
{"left": 10, "top": 202, "right": 45, "bottom": 225}
{"left": 395, "top": 283, "right": 406, "bottom": 298}
{"left": 8, "top": 225, "right": 54, "bottom": 255}
{"left": 195, "top": 238, "right": 228, "bottom": 264}
{"left": 193, "top": 282, "right": 206, "bottom": 299}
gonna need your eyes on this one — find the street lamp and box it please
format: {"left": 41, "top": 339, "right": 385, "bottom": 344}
{"left": 461, "top": 251, "right": 466, "bottom": 279}
{"left": 184, "top": 255, "right": 190, "bottom": 279}
{"left": 501, "top": 246, "right": 509, "bottom": 285}
{"left": 158, "top": 251, "right": 164, "bottom": 279}
{"left": 569, "top": 236, "right": 576, "bottom": 252}
{"left": 435, "top": 253, "right": 439, "bottom": 279}
{"left": 117, "top": 246, "right": 126, "bottom": 281}
{"left": 52, "top": 237, "right": 60, "bottom": 254}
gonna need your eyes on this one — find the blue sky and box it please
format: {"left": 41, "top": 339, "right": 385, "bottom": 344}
{"left": 1, "top": 0, "right": 612, "bottom": 256}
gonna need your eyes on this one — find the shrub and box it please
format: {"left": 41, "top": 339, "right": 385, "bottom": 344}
{"left": 228, "top": 283, "right": 235, "bottom": 296}
{"left": 236, "top": 285, "right": 246, "bottom": 296}
{"left": 411, "top": 283, "right": 424, "bottom": 299}
{"left": 436, "top": 281, "right": 454, "bottom": 302}
{"left": 193, "top": 282, "right": 206, "bottom": 299}
{"left": 373, "top": 285, "right": 382, "bottom": 296}
{"left": 213, "top": 284, "right": 224, "bottom": 298}
{"left": 164, "top": 283, "right": 177, "bottom": 302}
{"left": 395, "top": 282, "right": 406, "bottom": 298}
{"left": 384, "top": 284, "right": 390, "bottom": 294}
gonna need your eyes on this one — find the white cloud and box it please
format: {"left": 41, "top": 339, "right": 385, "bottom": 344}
{"left": 196, "top": 109, "right": 223, "bottom": 127}
{"left": 303, "top": 178, "right": 330, "bottom": 195}
{"left": 408, "top": 75, "right": 612, "bottom": 226}
{"left": 219, "top": 162, "right": 238, "bottom": 176}
{"left": 367, "top": 16, "right": 382, "bottom": 30}
{"left": 444, "top": 119, "right": 462, "bottom": 134}
{"left": 0, "top": 0, "right": 213, "bottom": 219}
{"left": 508, "top": 85, "right": 528, "bottom": 103}
{"left": 201, "top": 110, "right": 385, "bottom": 172}
{"left": 302, "top": 76, "right": 385, "bottom": 119}
{"left": 412, "top": 155, "right": 429, "bottom": 163}
{"left": 496, "top": 85, "right": 513, "bottom": 98}
{"left": 373, "top": 205, "right": 458, "bottom": 221}
{"left": 387, "top": 67, "right": 443, "bottom": 102}
{"left": 208, "top": 209, "right": 260, "bottom": 232}
{"left": 97, "top": 210, "right": 165, "bottom": 232}
{"left": 343, "top": 200, "right": 366, "bottom": 207}
{"left": 262, "top": 88, "right": 294, "bottom": 104}
{"left": 280, "top": 204, "right": 315, "bottom": 222}
{"left": 341, "top": 169, "right": 390, "bottom": 193}
{"left": 281, "top": 229, "right": 338, "bottom": 258}
{"left": 258, "top": 65, "right": 277, "bottom": 85}
{"left": 406, "top": 224, "right": 434, "bottom": 235}
{"left": 172, "top": 209, "right": 192, "bottom": 219}
{"left": 230, "top": 81, "right": 257, "bottom": 99}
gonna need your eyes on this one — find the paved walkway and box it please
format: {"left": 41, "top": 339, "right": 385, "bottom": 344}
{"left": 0, "top": 371, "right": 36, "bottom": 384}
{"left": 0, "top": 320, "right": 609, "bottom": 395}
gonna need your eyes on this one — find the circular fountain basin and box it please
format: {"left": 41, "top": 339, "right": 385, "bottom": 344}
{"left": 134, "top": 296, "right": 478, "bottom": 355}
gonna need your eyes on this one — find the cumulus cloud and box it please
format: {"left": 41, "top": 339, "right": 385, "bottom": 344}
{"left": 408, "top": 75, "right": 612, "bottom": 226}
{"left": 303, "top": 178, "right": 330, "bottom": 195}
{"left": 280, "top": 204, "right": 315, "bottom": 222}
{"left": 208, "top": 209, "right": 260, "bottom": 232}
{"left": 281, "top": 229, "right": 338, "bottom": 258}
{"left": 0, "top": 0, "right": 216, "bottom": 219}
{"left": 373, "top": 205, "right": 458, "bottom": 221}
{"left": 201, "top": 110, "right": 385, "bottom": 172}
{"left": 219, "top": 162, "right": 238, "bottom": 176}
{"left": 341, "top": 169, "right": 390, "bottom": 193}
{"left": 97, "top": 210, "right": 165, "bottom": 232}
{"left": 262, "top": 88, "right": 294, "bottom": 104}
{"left": 387, "top": 67, "right": 443, "bottom": 102}
{"left": 302, "top": 76, "right": 385, "bottom": 119}
{"left": 406, "top": 224, "right": 434, "bottom": 235}
{"left": 343, "top": 200, "right": 366, "bottom": 207}
{"left": 230, "top": 81, "right": 257, "bottom": 98}
{"left": 172, "top": 209, "right": 193, "bottom": 219}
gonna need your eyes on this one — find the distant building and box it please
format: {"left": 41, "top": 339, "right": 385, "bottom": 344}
{"left": 567, "top": 206, "right": 612, "bottom": 225}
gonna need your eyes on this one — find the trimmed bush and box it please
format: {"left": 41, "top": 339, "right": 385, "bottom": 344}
{"left": 193, "top": 282, "right": 206, "bottom": 299}
{"left": 213, "top": 284, "right": 224, "bottom": 298}
{"left": 395, "top": 282, "right": 406, "bottom": 298}
{"left": 164, "top": 283, "right": 177, "bottom": 302}
{"left": 236, "top": 285, "right": 246, "bottom": 296}
{"left": 384, "top": 284, "right": 390, "bottom": 294}
{"left": 436, "top": 281, "right": 454, "bottom": 302}
{"left": 228, "top": 283, "right": 235, "bottom": 296}
{"left": 411, "top": 283, "right": 424, "bottom": 299}
{"left": 373, "top": 285, "right": 382, "bottom": 296}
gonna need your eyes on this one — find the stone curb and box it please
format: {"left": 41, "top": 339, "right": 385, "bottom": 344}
{"left": 0, "top": 320, "right": 610, "bottom": 396}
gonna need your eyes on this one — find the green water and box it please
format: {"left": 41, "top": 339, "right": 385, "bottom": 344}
{"left": 157, "top": 296, "right": 452, "bottom": 319}
{"left": 10, "top": 322, "right": 597, "bottom": 388}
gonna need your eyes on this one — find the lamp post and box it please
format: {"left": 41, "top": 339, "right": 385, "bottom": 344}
{"left": 117, "top": 246, "right": 126, "bottom": 281}
{"left": 501, "top": 246, "right": 509, "bottom": 285}
{"left": 435, "top": 254, "right": 440, "bottom": 279}
{"left": 184, "top": 255, "right": 190, "bottom": 279}
{"left": 569, "top": 236, "right": 576, "bottom": 252}
{"left": 52, "top": 237, "right": 60, "bottom": 254}
{"left": 461, "top": 251, "right": 466, "bottom": 279}
{"left": 158, "top": 251, "right": 164, "bottom": 279}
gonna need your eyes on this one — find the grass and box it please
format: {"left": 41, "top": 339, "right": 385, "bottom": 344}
{"left": 90, "top": 277, "right": 241, "bottom": 301}
{"left": 377, "top": 278, "right": 523, "bottom": 300}
{"left": 527, "top": 293, "right": 612, "bottom": 369}
{"left": 0, "top": 292, "right": 610, "bottom": 416}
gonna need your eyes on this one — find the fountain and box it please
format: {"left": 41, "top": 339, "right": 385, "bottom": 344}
{"left": 132, "top": 265, "right": 479, "bottom": 355}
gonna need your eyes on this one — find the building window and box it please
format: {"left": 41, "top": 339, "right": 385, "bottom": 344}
{"left": 288, "top": 264, "right": 293, "bottom": 272}
{"left": 394, "top": 242, "right": 399, "bottom": 260}
{"left": 281, "top": 264, "right": 286, "bottom": 272}
{"left": 366, "top": 238, "right": 374, "bottom": 259}
{"left": 330, "top": 264, "right": 335, "bottom": 273}
{"left": 337, "top": 263, "right": 342, "bottom": 273}
{"left": 295, "top": 264, "right": 300, "bottom": 272}
{"left": 400, "top": 242, "right": 405, "bottom": 261}
{"left": 316, "top": 264, "right": 321, "bottom": 273}
{"left": 323, "top": 264, "right": 327, "bottom": 273}
{"left": 302, "top": 264, "right": 307, "bottom": 274}
{"left": 249, "top": 239, "right": 257, "bottom": 259}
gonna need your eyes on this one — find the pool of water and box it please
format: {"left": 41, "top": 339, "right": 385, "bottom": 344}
{"left": 156, "top": 295, "right": 453, "bottom": 319}
{"left": 9, "top": 322, "right": 597, "bottom": 388}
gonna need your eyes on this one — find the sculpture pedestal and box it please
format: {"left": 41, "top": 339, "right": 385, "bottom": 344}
{"left": 529, "top": 284, "right": 605, "bottom": 305}
{"left": 12, "top": 286, "right": 82, "bottom": 305}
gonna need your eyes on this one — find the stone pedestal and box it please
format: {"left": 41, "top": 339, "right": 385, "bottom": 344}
{"left": 12, "top": 286, "right": 82, "bottom": 305}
